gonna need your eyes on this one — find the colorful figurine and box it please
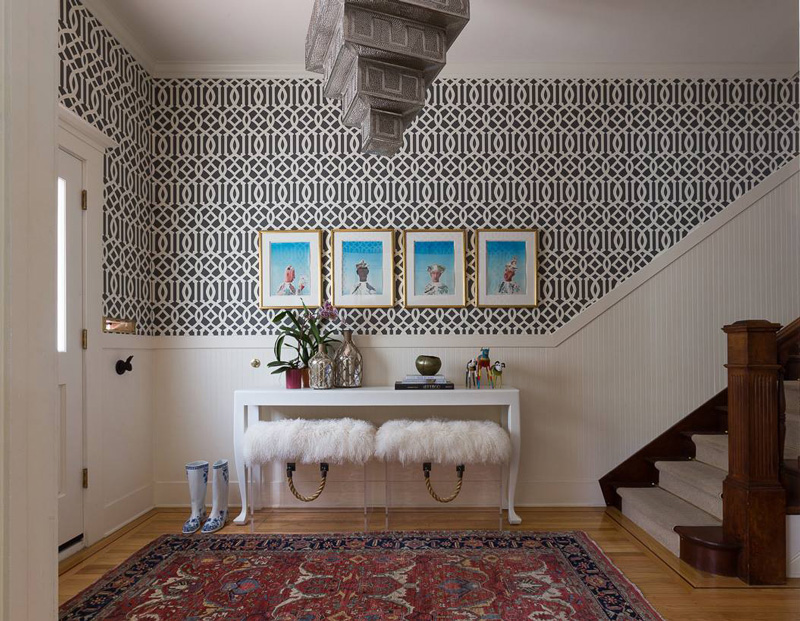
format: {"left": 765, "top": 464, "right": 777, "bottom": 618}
{"left": 489, "top": 361, "right": 506, "bottom": 388}
{"left": 476, "top": 347, "right": 492, "bottom": 387}
{"left": 465, "top": 358, "right": 478, "bottom": 388}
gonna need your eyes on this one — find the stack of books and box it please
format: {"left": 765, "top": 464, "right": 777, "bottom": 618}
{"left": 394, "top": 374, "right": 454, "bottom": 390}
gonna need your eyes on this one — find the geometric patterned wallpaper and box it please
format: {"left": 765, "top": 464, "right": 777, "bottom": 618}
{"left": 150, "top": 78, "right": 798, "bottom": 335}
{"left": 61, "top": 0, "right": 800, "bottom": 336}
{"left": 59, "top": 0, "right": 153, "bottom": 331}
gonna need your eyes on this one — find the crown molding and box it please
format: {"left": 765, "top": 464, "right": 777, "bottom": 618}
{"left": 81, "top": 0, "right": 156, "bottom": 75}
{"left": 150, "top": 60, "right": 799, "bottom": 80}
{"left": 439, "top": 62, "right": 799, "bottom": 80}
{"left": 57, "top": 104, "right": 118, "bottom": 151}
{"left": 153, "top": 62, "right": 318, "bottom": 80}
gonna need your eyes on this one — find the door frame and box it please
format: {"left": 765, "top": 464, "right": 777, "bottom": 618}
{"left": 0, "top": 0, "right": 7, "bottom": 613}
{"left": 57, "top": 106, "right": 117, "bottom": 547}
{"left": 4, "top": 0, "right": 59, "bottom": 616}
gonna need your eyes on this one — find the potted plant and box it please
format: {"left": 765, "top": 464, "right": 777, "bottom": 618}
{"left": 267, "top": 302, "right": 340, "bottom": 389}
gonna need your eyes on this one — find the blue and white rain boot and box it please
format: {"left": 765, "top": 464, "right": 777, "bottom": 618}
{"left": 182, "top": 461, "right": 208, "bottom": 534}
{"left": 201, "top": 460, "right": 229, "bottom": 533}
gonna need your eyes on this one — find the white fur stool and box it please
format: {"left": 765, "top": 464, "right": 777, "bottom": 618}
{"left": 376, "top": 419, "right": 511, "bottom": 527}
{"left": 243, "top": 418, "right": 376, "bottom": 526}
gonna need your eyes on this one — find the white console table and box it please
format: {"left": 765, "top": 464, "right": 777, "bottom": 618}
{"left": 232, "top": 386, "right": 522, "bottom": 525}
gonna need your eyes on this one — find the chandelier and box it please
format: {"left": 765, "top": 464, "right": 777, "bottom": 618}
{"left": 306, "top": 0, "right": 470, "bottom": 156}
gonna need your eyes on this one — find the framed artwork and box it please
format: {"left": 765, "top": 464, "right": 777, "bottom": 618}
{"left": 476, "top": 229, "right": 539, "bottom": 308}
{"left": 403, "top": 229, "right": 466, "bottom": 308}
{"left": 258, "top": 230, "right": 322, "bottom": 309}
{"left": 332, "top": 229, "right": 395, "bottom": 308}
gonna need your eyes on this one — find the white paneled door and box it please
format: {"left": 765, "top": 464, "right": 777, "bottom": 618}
{"left": 57, "top": 148, "right": 85, "bottom": 550}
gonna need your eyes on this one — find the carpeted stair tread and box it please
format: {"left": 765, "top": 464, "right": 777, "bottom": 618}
{"left": 692, "top": 433, "right": 728, "bottom": 470}
{"left": 656, "top": 460, "right": 725, "bottom": 519}
{"left": 618, "top": 487, "right": 720, "bottom": 556}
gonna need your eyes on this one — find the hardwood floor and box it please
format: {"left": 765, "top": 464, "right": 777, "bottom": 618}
{"left": 59, "top": 507, "right": 800, "bottom": 620}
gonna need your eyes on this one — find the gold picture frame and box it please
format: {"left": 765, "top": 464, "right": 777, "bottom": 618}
{"left": 403, "top": 229, "right": 467, "bottom": 308}
{"left": 476, "top": 228, "right": 539, "bottom": 308}
{"left": 332, "top": 229, "right": 395, "bottom": 308}
{"left": 258, "top": 229, "right": 323, "bottom": 309}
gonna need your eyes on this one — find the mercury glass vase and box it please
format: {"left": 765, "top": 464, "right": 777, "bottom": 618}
{"left": 334, "top": 329, "right": 363, "bottom": 388}
{"left": 309, "top": 344, "right": 334, "bottom": 390}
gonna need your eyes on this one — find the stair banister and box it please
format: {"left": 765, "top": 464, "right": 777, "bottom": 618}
{"left": 722, "top": 320, "right": 786, "bottom": 585}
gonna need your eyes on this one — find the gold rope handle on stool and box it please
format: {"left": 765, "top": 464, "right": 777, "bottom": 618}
{"left": 423, "top": 463, "right": 465, "bottom": 503}
{"left": 286, "top": 463, "right": 328, "bottom": 502}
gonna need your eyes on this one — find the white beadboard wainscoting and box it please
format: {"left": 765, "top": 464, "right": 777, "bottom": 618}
{"left": 95, "top": 346, "right": 155, "bottom": 536}
{"left": 141, "top": 161, "right": 800, "bottom": 511}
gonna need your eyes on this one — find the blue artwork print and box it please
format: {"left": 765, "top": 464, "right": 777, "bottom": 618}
{"left": 269, "top": 242, "right": 311, "bottom": 296}
{"left": 486, "top": 240, "right": 527, "bottom": 295}
{"left": 414, "top": 240, "right": 455, "bottom": 296}
{"left": 342, "top": 240, "right": 383, "bottom": 296}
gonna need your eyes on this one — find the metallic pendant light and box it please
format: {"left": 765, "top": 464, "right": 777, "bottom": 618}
{"left": 306, "top": 0, "right": 470, "bottom": 156}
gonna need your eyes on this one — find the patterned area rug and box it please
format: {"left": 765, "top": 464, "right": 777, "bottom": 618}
{"left": 60, "top": 531, "right": 663, "bottom": 620}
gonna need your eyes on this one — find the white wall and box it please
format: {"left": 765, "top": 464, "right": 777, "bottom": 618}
{"left": 1, "top": 0, "right": 8, "bottom": 612}
{"left": 3, "top": 0, "right": 59, "bottom": 617}
{"left": 150, "top": 161, "right": 800, "bottom": 509}
{"left": 97, "top": 344, "right": 155, "bottom": 534}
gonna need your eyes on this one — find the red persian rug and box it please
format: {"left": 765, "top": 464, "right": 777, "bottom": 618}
{"left": 60, "top": 531, "right": 663, "bottom": 620}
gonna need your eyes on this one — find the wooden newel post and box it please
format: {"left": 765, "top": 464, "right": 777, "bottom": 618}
{"left": 722, "top": 320, "right": 786, "bottom": 585}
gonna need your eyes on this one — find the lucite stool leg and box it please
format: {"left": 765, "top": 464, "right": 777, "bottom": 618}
{"left": 363, "top": 464, "right": 369, "bottom": 533}
{"left": 498, "top": 463, "right": 504, "bottom": 531}
{"left": 247, "top": 465, "right": 254, "bottom": 534}
{"left": 384, "top": 461, "right": 390, "bottom": 531}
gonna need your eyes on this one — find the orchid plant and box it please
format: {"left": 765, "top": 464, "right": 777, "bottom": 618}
{"left": 267, "top": 301, "right": 342, "bottom": 376}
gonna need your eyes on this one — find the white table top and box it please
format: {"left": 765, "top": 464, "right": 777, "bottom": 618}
{"left": 235, "top": 386, "right": 519, "bottom": 407}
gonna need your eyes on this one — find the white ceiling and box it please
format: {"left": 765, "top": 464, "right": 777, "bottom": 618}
{"left": 82, "top": 0, "right": 799, "bottom": 78}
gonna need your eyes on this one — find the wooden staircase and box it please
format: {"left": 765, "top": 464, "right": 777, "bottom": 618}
{"left": 600, "top": 317, "right": 800, "bottom": 584}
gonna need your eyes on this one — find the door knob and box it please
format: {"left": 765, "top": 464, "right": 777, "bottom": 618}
{"left": 250, "top": 358, "right": 261, "bottom": 368}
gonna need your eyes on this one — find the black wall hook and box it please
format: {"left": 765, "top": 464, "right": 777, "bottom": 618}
{"left": 115, "top": 355, "right": 134, "bottom": 375}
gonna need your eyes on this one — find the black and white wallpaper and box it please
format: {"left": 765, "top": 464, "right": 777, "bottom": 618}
{"left": 61, "top": 0, "right": 800, "bottom": 336}
{"left": 59, "top": 0, "right": 153, "bottom": 331}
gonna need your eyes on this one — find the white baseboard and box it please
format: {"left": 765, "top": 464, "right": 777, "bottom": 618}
{"left": 514, "top": 481, "right": 605, "bottom": 507}
{"left": 103, "top": 484, "right": 154, "bottom": 537}
{"left": 58, "top": 539, "right": 86, "bottom": 562}
{"left": 154, "top": 478, "right": 605, "bottom": 508}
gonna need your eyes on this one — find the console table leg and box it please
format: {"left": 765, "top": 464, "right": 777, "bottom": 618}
{"left": 233, "top": 401, "right": 249, "bottom": 525}
{"left": 507, "top": 398, "right": 522, "bottom": 525}
{"left": 248, "top": 406, "right": 263, "bottom": 511}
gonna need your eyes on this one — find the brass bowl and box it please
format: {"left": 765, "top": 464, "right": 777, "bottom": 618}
{"left": 415, "top": 355, "right": 442, "bottom": 376}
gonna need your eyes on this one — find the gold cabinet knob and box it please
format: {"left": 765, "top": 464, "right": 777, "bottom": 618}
{"left": 250, "top": 358, "right": 261, "bottom": 369}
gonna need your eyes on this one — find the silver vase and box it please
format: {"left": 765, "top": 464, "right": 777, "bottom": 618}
{"left": 334, "top": 329, "right": 363, "bottom": 388}
{"left": 309, "top": 343, "right": 334, "bottom": 390}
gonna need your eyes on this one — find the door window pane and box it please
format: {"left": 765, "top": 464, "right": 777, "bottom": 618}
{"left": 57, "top": 177, "right": 66, "bottom": 352}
